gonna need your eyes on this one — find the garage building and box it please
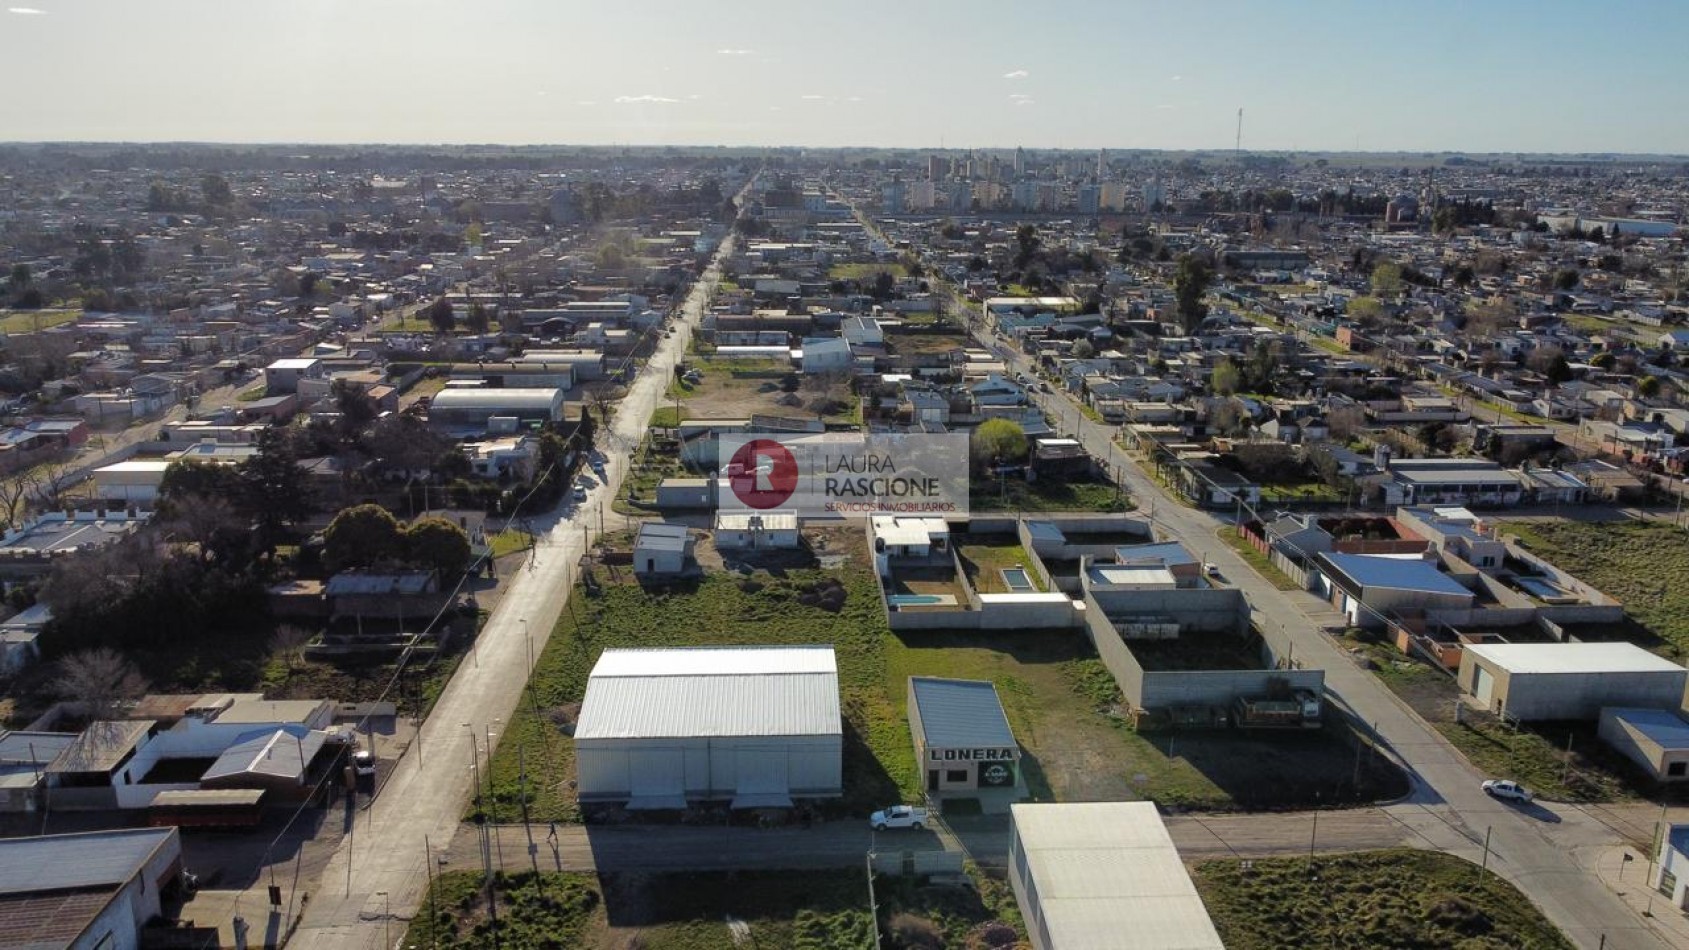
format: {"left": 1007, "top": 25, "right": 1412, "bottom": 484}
{"left": 574, "top": 646, "right": 842, "bottom": 810}
{"left": 1314, "top": 552, "right": 1474, "bottom": 629}
{"left": 1599, "top": 707, "right": 1689, "bottom": 782}
{"left": 1009, "top": 802, "right": 1225, "bottom": 950}
{"left": 427, "top": 387, "right": 565, "bottom": 432}
{"left": 909, "top": 677, "right": 1023, "bottom": 806}
{"left": 1460, "top": 642, "right": 1688, "bottom": 721}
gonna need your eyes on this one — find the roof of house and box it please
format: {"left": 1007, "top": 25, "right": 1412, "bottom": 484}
{"left": 909, "top": 678, "right": 1016, "bottom": 750}
{"left": 1113, "top": 541, "right": 1197, "bottom": 567}
{"left": 429, "top": 388, "right": 564, "bottom": 411}
{"left": 1321, "top": 552, "right": 1472, "bottom": 598}
{"left": 46, "top": 720, "right": 154, "bottom": 774}
{"left": 1603, "top": 707, "right": 1689, "bottom": 750}
{"left": 1010, "top": 802, "right": 1225, "bottom": 949}
{"left": 215, "top": 699, "right": 333, "bottom": 726}
{"left": 635, "top": 521, "right": 691, "bottom": 552}
{"left": 575, "top": 646, "right": 841, "bottom": 740}
{"left": 0, "top": 827, "right": 176, "bottom": 896}
{"left": 1467, "top": 642, "right": 1686, "bottom": 676}
{"left": 201, "top": 727, "right": 327, "bottom": 784}
{"left": 0, "top": 731, "right": 76, "bottom": 766}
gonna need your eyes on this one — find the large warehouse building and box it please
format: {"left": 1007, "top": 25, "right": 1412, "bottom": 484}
{"left": 574, "top": 646, "right": 842, "bottom": 809}
{"left": 1009, "top": 802, "right": 1225, "bottom": 950}
{"left": 1459, "top": 642, "right": 1689, "bottom": 721}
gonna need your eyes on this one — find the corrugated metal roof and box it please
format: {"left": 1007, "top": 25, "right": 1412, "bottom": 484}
{"left": 635, "top": 522, "right": 691, "bottom": 552}
{"left": 0, "top": 732, "right": 76, "bottom": 766}
{"left": 576, "top": 647, "right": 840, "bottom": 740}
{"left": 1011, "top": 802, "right": 1224, "bottom": 950}
{"left": 910, "top": 678, "right": 1015, "bottom": 750}
{"left": 0, "top": 828, "right": 177, "bottom": 896}
{"left": 430, "top": 387, "right": 563, "bottom": 410}
{"left": 1604, "top": 708, "right": 1689, "bottom": 748}
{"left": 201, "top": 727, "right": 327, "bottom": 783}
{"left": 1468, "top": 642, "right": 1686, "bottom": 676}
{"left": 46, "top": 721, "right": 154, "bottom": 774}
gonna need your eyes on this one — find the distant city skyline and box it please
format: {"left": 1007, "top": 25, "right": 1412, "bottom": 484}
{"left": 5, "top": 0, "right": 1688, "bottom": 155}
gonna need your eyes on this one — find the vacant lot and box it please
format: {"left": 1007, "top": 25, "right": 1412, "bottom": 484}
{"left": 0, "top": 309, "right": 80, "bottom": 334}
{"left": 829, "top": 261, "right": 909, "bottom": 282}
{"left": 1194, "top": 849, "right": 1573, "bottom": 950}
{"left": 954, "top": 538, "right": 1045, "bottom": 593}
{"left": 1501, "top": 518, "right": 1689, "bottom": 656}
{"left": 970, "top": 476, "right": 1130, "bottom": 513}
{"left": 405, "top": 867, "right": 1022, "bottom": 950}
{"left": 668, "top": 356, "right": 855, "bottom": 423}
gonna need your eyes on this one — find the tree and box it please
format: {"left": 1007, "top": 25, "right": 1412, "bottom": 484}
{"left": 466, "top": 302, "right": 491, "bottom": 335}
{"left": 332, "top": 378, "right": 378, "bottom": 444}
{"left": 1554, "top": 269, "right": 1580, "bottom": 291}
{"left": 1327, "top": 405, "right": 1367, "bottom": 442}
{"left": 1589, "top": 351, "right": 1617, "bottom": 370}
{"left": 1071, "top": 339, "right": 1096, "bottom": 359}
{"left": 7, "top": 263, "right": 29, "bottom": 291}
{"left": 55, "top": 648, "right": 149, "bottom": 720}
{"left": 323, "top": 503, "right": 405, "bottom": 571}
{"left": 1172, "top": 253, "right": 1213, "bottom": 334}
{"left": 404, "top": 517, "right": 473, "bottom": 577}
{"left": 870, "top": 270, "right": 896, "bottom": 300}
{"left": 0, "top": 473, "right": 32, "bottom": 533}
{"left": 238, "top": 429, "right": 315, "bottom": 546}
{"left": 367, "top": 413, "right": 451, "bottom": 477}
{"left": 971, "top": 419, "right": 1028, "bottom": 472}
{"left": 1639, "top": 376, "right": 1662, "bottom": 397}
{"left": 1345, "top": 296, "right": 1384, "bottom": 327}
{"left": 270, "top": 625, "right": 314, "bottom": 673}
{"left": 425, "top": 298, "right": 456, "bottom": 335}
{"left": 1013, "top": 225, "right": 1040, "bottom": 269}
{"left": 576, "top": 404, "right": 597, "bottom": 449}
{"left": 1211, "top": 359, "right": 1242, "bottom": 396}
{"left": 160, "top": 458, "right": 246, "bottom": 505}
{"left": 200, "top": 173, "right": 234, "bottom": 208}
{"left": 1370, "top": 262, "right": 1405, "bottom": 298}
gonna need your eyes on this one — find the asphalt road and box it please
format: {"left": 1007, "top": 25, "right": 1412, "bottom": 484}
{"left": 285, "top": 218, "right": 744, "bottom": 950}
{"left": 977, "top": 329, "right": 1674, "bottom": 950}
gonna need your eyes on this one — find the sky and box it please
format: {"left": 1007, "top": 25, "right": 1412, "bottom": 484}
{"left": 4, "top": 0, "right": 1688, "bottom": 154}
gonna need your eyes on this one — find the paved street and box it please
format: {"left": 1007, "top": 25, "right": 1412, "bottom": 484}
{"left": 284, "top": 218, "right": 744, "bottom": 950}
{"left": 982, "top": 333, "right": 1676, "bottom": 950}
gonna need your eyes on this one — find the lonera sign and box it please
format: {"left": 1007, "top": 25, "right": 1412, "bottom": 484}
{"left": 928, "top": 747, "right": 1019, "bottom": 762}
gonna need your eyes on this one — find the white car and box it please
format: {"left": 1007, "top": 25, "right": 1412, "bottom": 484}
{"left": 1482, "top": 779, "right": 1533, "bottom": 803}
{"left": 351, "top": 749, "right": 376, "bottom": 777}
{"left": 869, "top": 805, "right": 928, "bottom": 831}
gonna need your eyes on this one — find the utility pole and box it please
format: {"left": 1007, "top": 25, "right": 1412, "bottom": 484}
{"left": 1478, "top": 826, "right": 1493, "bottom": 881}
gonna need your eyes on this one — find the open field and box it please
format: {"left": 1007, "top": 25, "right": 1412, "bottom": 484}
{"left": 667, "top": 355, "right": 855, "bottom": 423}
{"left": 0, "top": 308, "right": 80, "bottom": 334}
{"left": 487, "top": 528, "right": 533, "bottom": 559}
{"left": 1194, "top": 849, "right": 1574, "bottom": 950}
{"left": 828, "top": 261, "right": 909, "bottom": 282}
{"left": 404, "top": 867, "right": 1022, "bottom": 950}
{"left": 969, "top": 476, "right": 1130, "bottom": 513}
{"left": 1501, "top": 518, "right": 1689, "bottom": 656}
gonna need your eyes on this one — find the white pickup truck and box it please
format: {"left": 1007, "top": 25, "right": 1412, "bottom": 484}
{"left": 869, "top": 805, "right": 928, "bottom": 831}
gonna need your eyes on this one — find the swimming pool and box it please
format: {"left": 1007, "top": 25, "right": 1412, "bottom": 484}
{"left": 1001, "top": 567, "right": 1036, "bottom": 592}
{"left": 1515, "top": 577, "right": 1570, "bottom": 600}
{"left": 887, "top": 594, "right": 958, "bottom": 608}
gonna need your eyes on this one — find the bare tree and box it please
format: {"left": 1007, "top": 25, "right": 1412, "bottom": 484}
{"left": 1326, "top": 405, "right": 1367, "bottom": 442}
{"left": 31, "top": 460, "right": 77, "bottom": 512}
{"left": 56, "top": 648, "right": 149, "bottom": 720}
{"left": 586, "top": 384, "right": 627, "bottom": 423}
{"left": 270, "top": 625, "right": 315, "bottom": 673}
{"left": 0, "top": 472, "right": 32, "bottom": 533}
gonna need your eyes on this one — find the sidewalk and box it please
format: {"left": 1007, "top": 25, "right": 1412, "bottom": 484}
{"left": 1590, "top": 845, "right": 1689, "bottom": 948}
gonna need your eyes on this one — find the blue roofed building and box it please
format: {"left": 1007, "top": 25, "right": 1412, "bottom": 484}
{"left": 907, "top": 677, "right": 1023, "bottom": 810}
{"left": 1314, "top": 552, "right": 1475, "bottom": 629}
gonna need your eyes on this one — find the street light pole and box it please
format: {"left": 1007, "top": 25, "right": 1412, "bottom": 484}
{"left": 376, "top": 890, "right": 389, "bottom": 949}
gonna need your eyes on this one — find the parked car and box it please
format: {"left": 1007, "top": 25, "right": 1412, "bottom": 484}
{"left": 572, "top": 486, "right": 588, "bottom": 502}
{"left": 869, "top": 805, "right": 928, "bottom": 831}
{"left": 351, "top": 749, "right": 376, "bottom": 777}
{"left": 1482, "top": 779, "right": 1533, "bottom": 803}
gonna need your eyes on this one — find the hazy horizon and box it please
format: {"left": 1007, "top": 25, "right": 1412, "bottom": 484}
{"left": 5, "top": 0, "right": 1688, "bottom": 154}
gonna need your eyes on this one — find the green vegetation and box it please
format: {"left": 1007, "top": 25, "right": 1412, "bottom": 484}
{"left": 1501, "top": 519, "right": 1689, "bottom": 656}
{"left": 1435, "top": 716, "right": 1633, "bottom": 803}
{"left": 647, "top": 406, "right": 688, "bottom": 428}
{"left": 1217, "top": 527, "right": 1302, "bottom": 591}
{"left": 487, "top": 528, "right": 533, "bottom": 559}
{"left": 969, "top": 477, "right": 1130, "bottom": 513}
{"left": 402, "top": 870, "right": 601, "bottom": 950}
{"left": 0, "top": 309, "right": 80, "bottom": 334}
{"left": 403, "top": 868, "right": 1022, "bottom": 950}
{"left": 235, "top": 385, "right": 267, "bottom": 402}
{"left": 1259, "top": 482, "right": 1344, "bottom": 504}
{"left": 478, "top": 562, "right": 915, "bottom": 822}
{"left": 1195, "top": 849, "right": 1574, "bottom": 950}
{"left": 956, "top": 539, "right": 1046, "bottom": 593}
{"left": 828, "top": 261, "right": 909, "bottom": 281}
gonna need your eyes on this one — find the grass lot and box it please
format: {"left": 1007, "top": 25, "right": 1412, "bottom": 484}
{"left": 969, "top": 477, "right": 1131, "bottom": 513}
{"left": 478, "top": 558, "right": 917, "bottom": 822}
{"left": 487, "top": 528, "right": 533, "bottom": 559}
{"left": 828, "top": 262, "right": 909, "bottom": 282}
{"left": 235, "top": 385, "right": 267, "bottom": 402}
{"left": 1259, "top": 482, "right": 1343, "bottom": 504}
{"left": 1501, "top": 518, "right": 1689, "bottom": 657}
{"left": 668, "top": 356, "right": 854, "bottom": 423}
{"left": 404, "top": 868, "right": 1023, "bottom": 950}
{"left": 380, "top": 309, "right": 437, "bottom": 332}
{"left": 0, "top": 309, "right": 80, "bottom": 334}
{"left": 1217, "top": 527, "right": 1303, "bottom": 591}
{"left": 616, "top": 433, "right": 688, "bottom": 513}
{"left": 1194, "top": 849, "right": 1573, "bottom": 950}
{"left": 955, "top": 539, "right": 1046, "bottom": 593}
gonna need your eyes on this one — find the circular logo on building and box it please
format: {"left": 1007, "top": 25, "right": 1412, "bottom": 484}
{"left": 727, "top": 439, "right": 799, "bottom": 509}
{"left": 981, "top": 763, "right": 1013, "bottom": 787}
